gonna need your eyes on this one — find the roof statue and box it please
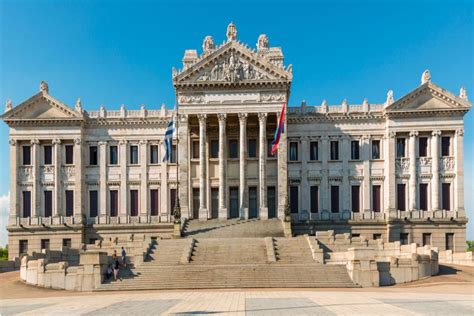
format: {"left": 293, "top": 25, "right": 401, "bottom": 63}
{"left": 99, "top": 105, "right": 106, "bottom": 117}
{"left": 341, "top": 99, "right": 348, "bottom": 113}
{"left": 39, "top": 80, "right": 49, "bottom": 93}
{"left": 321, "top": 99, "right": 328, "bottom": 113}
{"left": 460, "top": 86, "right": 468, "bottom": 101}
{"left": 385, "top": 90, "right": 394, "bottom": 106}
{"left": 226, "top": 22, "right": 237, "bottom": 41}
{"left": 421, "top": 69, "right": 431, "bottom": 85}
{"left": 5, "top": 99, "right": 12, "bottom": 113}
{"left": 202, "top": 36, "right": 215, "bottom": 54}
{"left": 362, "top": 98, "right": 369, "bottom": 112}
{"left": 75, "top": 98, "right": 82, "bottom": 113}
{"left": 257, "top": 34, "right": 269, "bottom": 51}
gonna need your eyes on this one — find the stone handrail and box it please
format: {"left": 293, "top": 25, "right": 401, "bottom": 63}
{"left": 264, "top": 237, "right": 277, "bottom": 263}
{"left": 180, "top": 239, "right": 196, "bottom": 264}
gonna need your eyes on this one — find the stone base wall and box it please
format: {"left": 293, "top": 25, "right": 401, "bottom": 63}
{"left": 0, "top": 259, "right": 20, "bottom": 273}
{"left": 439, "top": 250, "right": 474, "bottom": 266}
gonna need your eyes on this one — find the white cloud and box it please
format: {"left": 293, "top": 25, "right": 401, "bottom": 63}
{"left": 0, "top": 192, "right": 10, "bottom": 247}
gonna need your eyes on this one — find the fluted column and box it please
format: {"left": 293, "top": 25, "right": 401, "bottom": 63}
{"left": 409, "top": 131, "right": 418, "bottom": 210}
{"left": 98, "top": 141, "right": 107, "bottom": 221}
{"left": 74, "top": 138, "right": 83, "bottom": 218}
{"left": 454, "top": 129, "right": 464, "bottom": 216}
{"left": 238, "top": 113, "right": 248, "bottom": 219}
{"left": 140, "top": 140, "right": 148, "bottom": 217}
{"left": 258, "top": 113, "right": 268, "bottom": 219}
{"left": 52, "top": 139, "right": 62, "bottom": 218}
{"left": 178, "top": 114, "right": 190, "bottom": 219}
{"left": 119, "top": 140, "right": 128, "bottom": 217}
{"left": 217, "top": 113, "right": 227, "bottom": 219}
{"left": 9, "top": 139, "right": 19, "bottom": 224}
{"left": 198, "top": 114, "right": 208, "bottom": 220}
{"left": 431, "top": 130, "right": 441, "bottom": 211}
{"left": 31, "top": 139, "right": 40, "bottom": 217}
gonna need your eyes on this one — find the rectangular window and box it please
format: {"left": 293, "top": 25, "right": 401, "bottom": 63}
{"left": 248, "top": 186, "right": 258, "bottom": 218}
{"left": 130, "top": 145, "right": 139, "bottom": 164}
{"left": 290, "top": 186, "right": 299, "bottom": 214}
{"left": 65, "top": 190, "right": 74, "bottom": 216}
{"left": 267, "top": 139, "right": 274, "bottom": 157}
{"left": 351, "top": 185, "right": 360, "bottom": 213}
{"left": 373, "top": 234, "right": 382, "bottom": 240}
{"left": 351, "top": 141, "right": 360, "bottom": 160}
{"left": 19, "top": 240, "right": 28, "bottom": 255}
{"left": 422, "top": 233, "right": 431, "bottom": 246}
{"left": 192, "top": 188, "right": 200, "bottom": 219}
{"left": 310, "top": 186, "right": 319, "bottom": 213}
{"left": 211, "top": 188, "right": 219, "bottom": 219}
{"left": 89, "top": 146, "right": 98, "bottom": 165}
{"left": 267, "top": 186, "right": 276, "bottom": 218}
{"left": 229, "top": 140, "right": 238, "bottom": 158}
{"left": 109, "top": 145, "right": 118, "bottom": 165}
{"left": 170, "top": 189, "right": 177, "bottom": 212}
{"left": 150, "top": 145, "right": 159, "bottom": 164}
{"left": 441, "top": 137, "right": 451, "bottom": 156}
{"left": 150, "top": 189, "right": 159, "bottom": 216}
{"left": 170, "top": 144, "right": 177, "bottom": 163}
{"left": 41, "top": 239, "right": 50, "bottom": 250}
{"left": 330, "top": 141, "right": 339, "bottom": 160}
{"left": 110, "top": 190, "right": 118, "bottom": 217}
{"left": 248, "top": 139, "right": 257, "bottom": 158}
{"left": 65, "top": 145, "right": 74, "bottom": 164}
{"left": 400, "top": 233, "right": 409, "bottom": 245}
{"left": 396, "top": 138, "right": 406, "bottom": 158}
{"left": 309, "top": 141, "right": 318, "bottom": 161}
{"left": 372, "top": 140, "right": 381, "bottom": 159}
{"left": 89, "top": 190, "right": 98, "bottom": 217}
{"left": 210, "top": 140, "right": 219, "bottom": 159}
{"left": 23, "top": 146, "right": 31, "bottom": 165}
{"left": 442, "top": 183, "right": 451, "bottom": 210}
{"left": 62, "top": 238, "right": 71, "bottom": 248}
{"left": 397, "top": 184, "right": 406, "bottom": 211}
{"left": 445, "top": 233, "right": 454, "bottom": 251}
{"left": 22, "top": 191, "right": 31, "bottom": 218}
{"left": 44, "top": 145, "right": 52, "bottom": 165}
{"left": 419, "top": 137, "right": 428, "bottom": 157}
{"left": 331, "top": 186, "right": 339, "bottom": 213}
{"left": 419, "top": 183, "right": 428, "bottom": 211}
{"left": 192, "top": 140, "right": 199, "bottom": 159}
{"left": 289, "top": 142, "right": 298, "bottom": 161}
{"left": 130, "top": 190, "right": 139, "bottom": 216}
{"left": 44, "top": 191, "right": 52, "bottom": 217}
{"left": 372, "top": 185, "right": 381, "bottom": 212}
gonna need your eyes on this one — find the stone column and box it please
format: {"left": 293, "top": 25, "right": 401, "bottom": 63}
{"left": 74, "top": 138, "right": 83, "bottom": 218}
{"left": 217, "top": 113, "right": 227, "bottom": 219}
{"left": 178, "top": 114, "right": 190, "bottom": 219}
{"left": 98, "top": 141, "right": 107, "bottom": 221}
{"left": 408, "top": 131, "right": 418, "bottom": 210}
{"left": 258, "top": 113, "right": 268, "bottom": 219}
{"left": 160, "top": 140, "right": 169, "bottom": 222}
{"left": 119, "top": 140, "right": 128, "bottom": 218}
{"left": 454, "top": 129, "right": 464, "bottom": 216}
{"left": 238, "top": 113, "right": 248, "bottom": 219}
{"left": 300, "top": 136, "right": 309, "bottom": 215}
{"left": 198, "top": 114, "right": 208, "bottom": 220}
{"left": 320, "top": 136, "right": 329, "bottom": 212}
{"left": 139, "top": 140, "right": 148, "bottom": 218}
{"left": 341, "top": 136, "right": 350, "bottom": 212}
{"left": 9, "top": 139, "right": 19, "bottom": 224}
{"left": 31, "top": 139, "right": 40, "bottom": 218}
{"left": 431, "top": 130, "right": 441, "bottom": 211}
{"left": 362, "top": 135, "right": 371, "bottom": 213}
{"left": 385, "top": 131, "right": 396, "bottom": 212}
{"left": 52, "top": 139, "right": 62, "bottom": 218}
{"left": 277, "top": 112, "right": 288, "bottom": 218}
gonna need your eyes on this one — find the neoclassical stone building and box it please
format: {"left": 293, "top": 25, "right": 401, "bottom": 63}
{"left": 2, "top": 23, "right": 471, "bottom": 259}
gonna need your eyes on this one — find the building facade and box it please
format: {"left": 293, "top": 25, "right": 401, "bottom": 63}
{"left": 2, "top": 23, "right": 470, "bottom": 259}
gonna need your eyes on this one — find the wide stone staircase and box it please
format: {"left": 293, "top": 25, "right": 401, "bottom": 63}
{"left": 97, "top": 225, "right": 358, "bottom": 290}
{"left": 182, "top": 218, "right": 285, "bottom": 238}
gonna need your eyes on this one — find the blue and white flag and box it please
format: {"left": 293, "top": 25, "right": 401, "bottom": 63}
{"left": 162, "top": 106, "right": 176, "bottom": 162}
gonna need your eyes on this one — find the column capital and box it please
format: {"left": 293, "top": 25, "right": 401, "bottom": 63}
{"left": 361, "top": 134, "right": 371, "bottom": 141}
{"left": 9, "top": 139, "right": 17, "bottom": 146}
{"left": 456, "top": 129, "right": 464, "bottom": 137}
{"left": 74, "top": 138, "right": 82, "bottom": 146}
{"left": 320, "top": 135, "right": 329, "bottom": 141}
{"left": 119, "top": 139, "right": 128, "bottom": 145}
{"left": 139, "top": 139, "right": 148, "bottom": 145}
{"left": 409, "top": 131, "right": 419, "bottom": 138}
{"left": 197, "top": 113, "right": 207, "bottom": 124}
{"left": 217, "top": 113, "right": 227, "bottom": 122}
{"left": 388, "top": 131, "right": 397, "bottom": 138}
{"left": 52, "top": 138, "right": 62, "bottom": 145}
{"left": 98, "top": 141, "right": 107, "bottom": 147}
{"left": 258, "top": 112, "right": 268, "bottom": 123}
{"left": 30, "top": 138, "right": 40, "bottom": 145}
{"left": 178, "top": 113, "right": 188, "bottom": 123}
{"left": 238, "top": 112, "right": 248, "bottom": 123}
{"left": 432, "top": 130, "right": 442, "bottom": 137}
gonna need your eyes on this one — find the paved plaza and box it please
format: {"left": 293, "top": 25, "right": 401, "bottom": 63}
{"left": 1, "top": 265, "right": 473, "bottom": 315}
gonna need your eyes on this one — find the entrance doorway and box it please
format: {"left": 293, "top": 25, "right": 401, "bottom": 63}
{"left": 248, "top": 186, "right": 258, "bottom": 218}
{"left": 192, "top": 188, "right": 199, "bottom": 219}
{"left": 267, "top": 186, "right": 276, "bottom": 218}
{"left": 229, "top": 187, "right": 239, "bottom": 218}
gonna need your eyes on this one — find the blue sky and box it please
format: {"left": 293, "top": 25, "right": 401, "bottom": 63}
{"left": 0, "top": 0, "right": 472, "bottom": 245}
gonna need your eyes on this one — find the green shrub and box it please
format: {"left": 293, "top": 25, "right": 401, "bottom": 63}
{"left": 467, "top": 240, "right": 474, "bottom": 252}
{"left": 0, "top": 246, "right": 8, "bottom": 261}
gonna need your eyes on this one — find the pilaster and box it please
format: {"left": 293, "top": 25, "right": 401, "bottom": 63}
{"left": 386, "top": 131, "right": 396, "bottom": 212}
{"left": 454, "top": 129, "right": 464, "bottom": 216}
{"left": 178, "top": 114, "right": 190, "bottom": 219}
{"left": 408, "top": 131, "right": 418, "bottom": 210}
{"left": 74, "top": 137, "right": 83, "bottom": 218}
{"left": 9, "top": 139, "right": 19, "bottom": 223}
{"left": 31, "top": 139, "right": 40, "bottom": 217}
{"left": 431, "top": 130, "right": 441, "bottom": 211}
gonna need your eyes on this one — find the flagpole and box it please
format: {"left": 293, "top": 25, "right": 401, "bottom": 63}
{"left": 173, "top": 96, "right": 181, "bottom": 227}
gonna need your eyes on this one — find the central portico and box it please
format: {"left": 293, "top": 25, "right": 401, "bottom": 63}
{"left": 173, "top": 23, "right": 292, "bottom": 220}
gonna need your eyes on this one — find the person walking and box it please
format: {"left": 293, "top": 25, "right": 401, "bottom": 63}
{"left": 113, "top": 258, "right": 120, "bottom": 281}
{"left": 121, "top": 247, "right": 127, "bottom": 267}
